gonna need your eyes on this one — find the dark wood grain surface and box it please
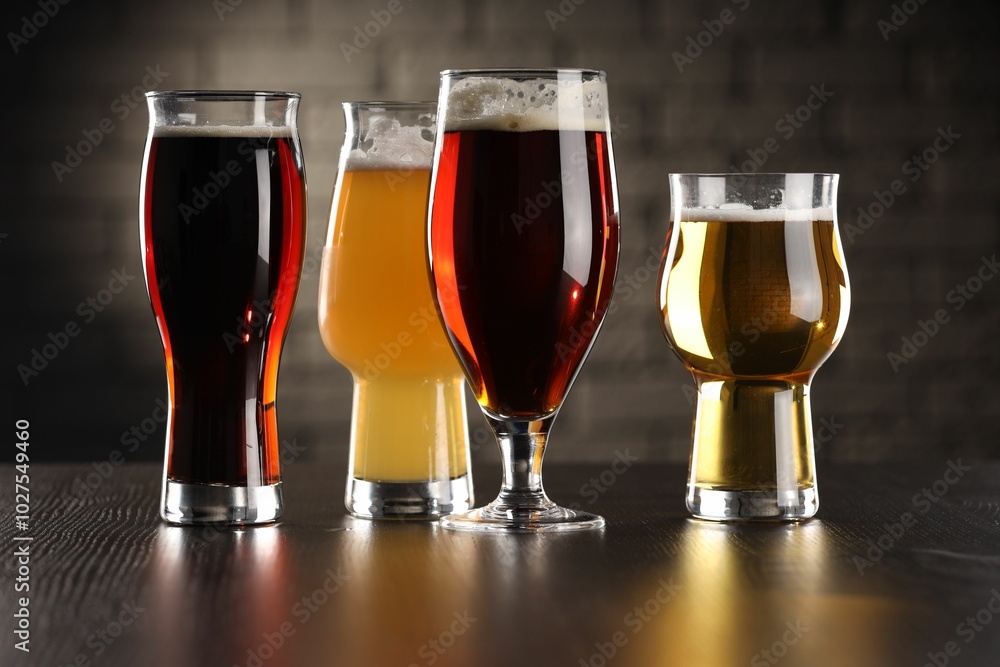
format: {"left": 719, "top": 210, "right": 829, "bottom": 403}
{"left": 3, "top": 461, "right": 1000, "bottom": 667}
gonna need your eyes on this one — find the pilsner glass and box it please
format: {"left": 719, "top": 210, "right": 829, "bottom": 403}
{"left": 428, "top": 69, "right": 620, "bottom": 532}
{"left": 658, "top": 173, "right": 850, "bottom": 521}
{"left": 319, "top": 102, "right": 473, "bottom": 518}
{"left": 140, "top": 91, "right": 306, "bottom": 524}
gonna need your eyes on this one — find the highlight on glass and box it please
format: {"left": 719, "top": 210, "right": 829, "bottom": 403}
{"left": 657, "top": 173, "right": 850, "bottom": 521}
{"left": 140, "top": 91, "right": 306, "bottom": 525}
{"left": 428, "top": 68, "right": 621, "bottom": 532}
{"left": 318, "top": 101, "right": 473, "bottom": 519}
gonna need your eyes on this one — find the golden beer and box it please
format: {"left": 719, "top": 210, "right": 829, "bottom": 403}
{"left": 318, "top": 102, "right": 472, "bottom": 517}
{"left": 659, "top": 173, "right": 850, "bottom": 520}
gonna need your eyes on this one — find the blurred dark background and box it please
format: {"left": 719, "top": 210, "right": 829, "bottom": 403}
{"left": 2, "top": 0, "right": 997, "bottom": 469}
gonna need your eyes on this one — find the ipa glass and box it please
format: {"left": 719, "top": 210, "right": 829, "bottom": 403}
{"left": 428, "top": 69, "right": 620, "bottom": 532}
{"left": 658, "top": 173, "right": 850, "bottom": 521}
{"left": 140, "top": 91, "right": 306, "bottom": 525}
{"left": 319, "top": 102, "right": 473, "bottom": 518}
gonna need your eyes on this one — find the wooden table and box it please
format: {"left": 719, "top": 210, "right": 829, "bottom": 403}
{"left": 3, "top": 461, "right": 999, "bottom": 667}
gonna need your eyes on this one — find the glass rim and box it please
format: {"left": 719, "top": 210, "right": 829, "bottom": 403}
{"left": 145, "top": 90, "right": 301, "bottom": 101}
{"left": 670, "top": 172, "right": 839, "bottom": 178}
{"left": 440, "top": 67, "right": 606, "bottom": 79}
{"left": 341, "top": 101, "right": 436, "bottom": 109}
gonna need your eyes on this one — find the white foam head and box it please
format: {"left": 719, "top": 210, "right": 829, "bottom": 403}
{"left": 442, "top": 74, "right": 608, "bottom": 132}
{"left": 679, "top": 205, "right": 835, "bottom": 222}
{"left": 344, "top": 116, "right": 435, "bottom": 171}
{"left": 152, "top": 124, "right": 294, "bottom": 138}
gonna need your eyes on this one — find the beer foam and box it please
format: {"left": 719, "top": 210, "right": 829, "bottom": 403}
{"left": 152, "top": 124, "right": 294, "bottom": 138}
{"left": 679, "top": 206, "right": 835, "bottom": 222}
{"left": 443, "top": 75, "right": 608, "bottom": 132}
{"left": 344, "top": 117, "right": 434, "bottom": 171}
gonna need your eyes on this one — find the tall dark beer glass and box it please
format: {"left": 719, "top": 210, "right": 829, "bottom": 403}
{"left": 140, "top": 91, "right": 306, "bottom": 524}
{"left": 429, "top": 69, "right": 620, "bottom": 532}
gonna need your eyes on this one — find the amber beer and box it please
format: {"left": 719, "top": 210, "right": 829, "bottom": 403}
{"left": 430, "top": 127, "right": 619, "bottom": 418}
{"left": 658, "top": 178, "right": 850, "bottom": 521}
{"left": 318, "top": 169, "right": 469, "bottom": 481}
{"left": 140, "top": 91, "right": 306, "bottom": 525}
{"left": 318, "top": 102, "right": 471, "bottom": 518}
{"left": 428, "top": 69, "right": 620, "bottom": 532}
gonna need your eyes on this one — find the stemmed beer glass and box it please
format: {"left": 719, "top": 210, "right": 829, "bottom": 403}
{"left": 658, "top": 173, "right": 850, "bottom": 521}
{"left": 427, "top": 69, "right": 620, "bottom": 532}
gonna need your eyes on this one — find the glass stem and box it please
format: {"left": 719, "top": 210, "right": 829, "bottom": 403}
{"left": 486, "top": 414, "right": 555, "bottom": 509}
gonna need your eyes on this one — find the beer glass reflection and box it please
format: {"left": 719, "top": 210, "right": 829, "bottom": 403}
{"left": 657, "top": 173, "right": 849, "bottom": 521}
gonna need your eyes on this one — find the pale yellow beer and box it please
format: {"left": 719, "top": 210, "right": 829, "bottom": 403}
{"left": 319, "top": 168, "right": 469, "bottom": 484}
{"left": 658, "top": 172, "right": 850, "bottom": 520}
{"left": 660, "top": 217, "right": 848, "bottom": 492}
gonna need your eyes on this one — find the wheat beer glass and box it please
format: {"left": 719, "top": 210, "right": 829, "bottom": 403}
{"left": 319, "top": 102, "right": 473, "bottom": 518}
{"left": 429, "top": 69, "right": 620, "bottom": 532}
{"left": 658, "top": 173, "right": 850, "bottom": 521}
{"left": 140, "top": 92, "right": 306, "bottom": 524}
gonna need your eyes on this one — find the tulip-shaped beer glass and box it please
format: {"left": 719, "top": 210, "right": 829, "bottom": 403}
{"left": 140, "top": 91, "right": 306, "bottom": 524}
{"left": 658, "top": 173, "right": 850, "bottom": 521}
{"left": 428, "top": 69, "right": 620, "bottom": 532}
{"left": 319, "top": 102, "right": 473, "bottom": 518}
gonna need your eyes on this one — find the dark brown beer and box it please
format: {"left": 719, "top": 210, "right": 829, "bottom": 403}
{"left": 430, "top": 128, "right": 619, "bottom": 418}
{"left": 140, "top": 130, "right": 305, "bottom": 486}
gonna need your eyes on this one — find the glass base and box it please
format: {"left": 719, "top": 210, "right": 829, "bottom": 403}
{"left": 687, "top": 485, "right": 818, "bottom": 522}
{"left": 346, "top": 475, "right": 472, "bottom": 519}
{"left": 161, "top": 480, "right": 282, "bottom": 525}
{"left": 440, "top": 500, "right": 605, "bottom": 533}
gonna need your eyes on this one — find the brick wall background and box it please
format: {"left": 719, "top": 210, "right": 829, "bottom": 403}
{"left": 2, "top": 0, "right": 998, "bottom": 470}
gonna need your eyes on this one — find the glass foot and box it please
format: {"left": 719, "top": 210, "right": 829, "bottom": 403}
{"left": 347, "top": 475, "right": 472, "bottom": 519}
{"left": 440, "top": 498, "right": 605, "bottom": 533}
{"left": 687, "top": 485, "right": 818, "bottom": 522}
{"left": 160, "top": 480, "right": 282, "bottom": 525}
